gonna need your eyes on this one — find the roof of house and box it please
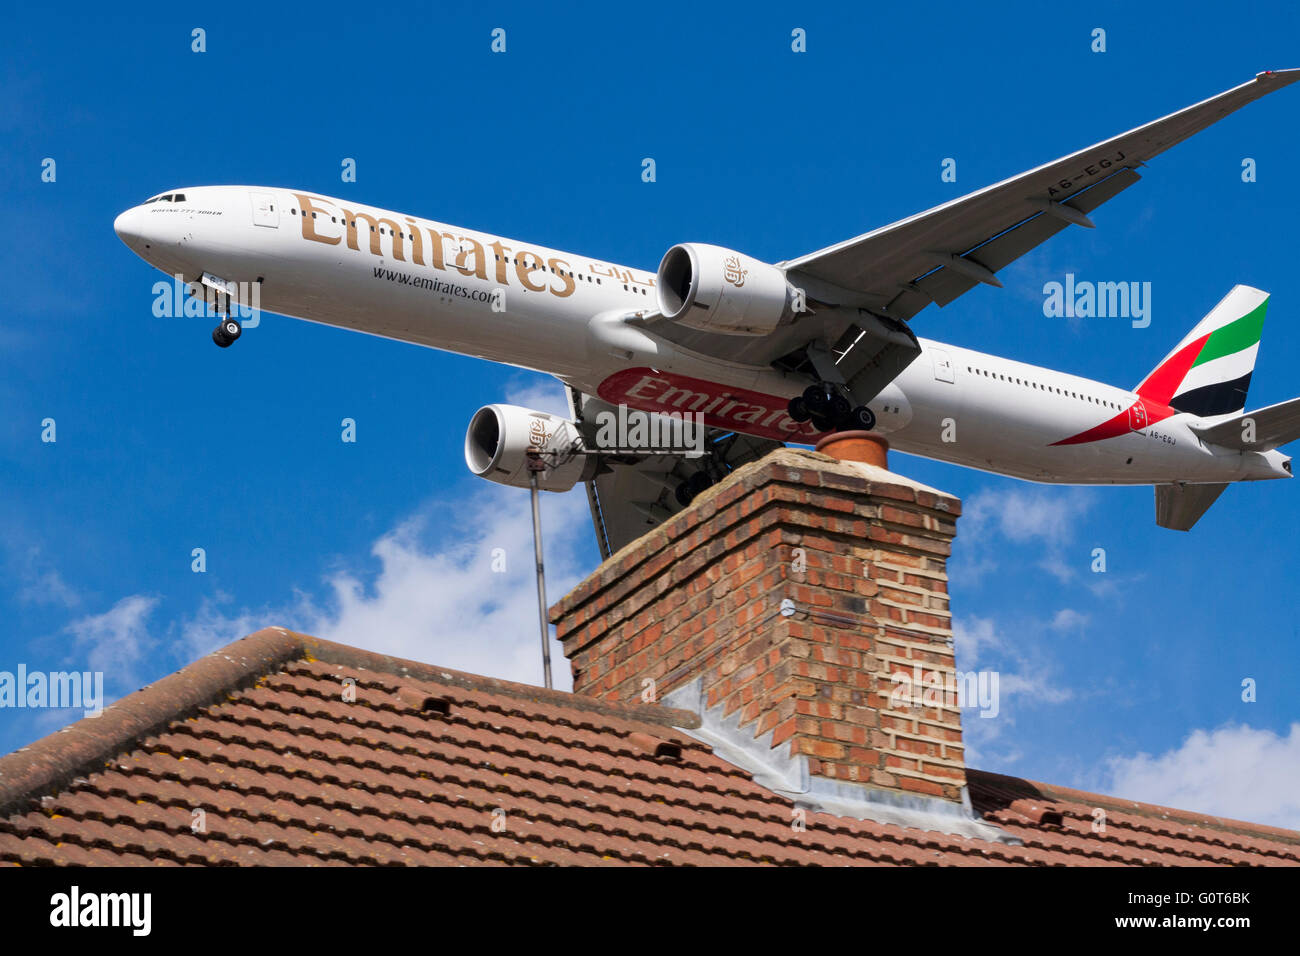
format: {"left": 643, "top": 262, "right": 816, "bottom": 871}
{"left": 1, "top": 627, "right": 1295, "bottom": 866}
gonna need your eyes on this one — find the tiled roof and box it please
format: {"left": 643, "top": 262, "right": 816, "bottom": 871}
{"left": 1, "top": 628, "right": 1296, "bottom": 866}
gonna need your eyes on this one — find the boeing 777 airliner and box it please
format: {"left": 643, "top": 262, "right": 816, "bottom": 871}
{"left": 114, "top": 71, "right": 1300, "bottom": 552}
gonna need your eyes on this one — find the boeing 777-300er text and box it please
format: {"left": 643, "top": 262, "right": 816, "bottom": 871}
{"left": 115, "top": 71, "right": 1300, "bottom": 554}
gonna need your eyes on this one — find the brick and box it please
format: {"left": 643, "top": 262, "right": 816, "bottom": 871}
{"left": 551, "top": 449, "right": 967, "bottom": 807}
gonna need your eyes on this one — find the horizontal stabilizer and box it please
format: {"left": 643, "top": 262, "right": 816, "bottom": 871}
{"left": 1155, "top": 482, "right": 1228, "bottom": 531}
{"left": 1191, "top": 396, "right": 1300, "bottom": 452}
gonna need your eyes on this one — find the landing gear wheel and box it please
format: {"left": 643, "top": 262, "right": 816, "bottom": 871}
{"left": 810, "top": 414, "right": 835, "bottom": 434}
{"left": 674, "top": 482, "right": 693, "bottom": 507}
{"left": 221, "top": 318, "right": 242, "bottom": 342}
{"left": 828, "top": 393, "right": 851, "bottom": 420}
{"left": 846, "top": 405, "right": 877, "bottom": 431}
{"left": 212, "top": 326, "right": 233, "bottom": 348}
{"left": 787, "top": 396, "right": 812, "bottom": 423}
{"left": 675, "top": 471, "right": 715, "bottom": 508}
{"left": 802, "top": 384, "right": 832, "bottom": 415}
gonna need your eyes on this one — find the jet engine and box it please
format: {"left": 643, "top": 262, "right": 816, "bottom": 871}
{"left": 656, "top": 243, "right": 798, "bottom": 336}
{"left": 464, "top": 404, "right": 599, "bottom": 492}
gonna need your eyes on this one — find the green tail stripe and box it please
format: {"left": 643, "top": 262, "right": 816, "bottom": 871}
{"left": 1192, "top": 299, "right": 1268, "bottom": 368}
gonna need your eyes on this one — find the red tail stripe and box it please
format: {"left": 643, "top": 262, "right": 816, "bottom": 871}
{"left": 1136, "top": 332, "right": 1209, "bottom": 404}
{"left": 1050, "top": 397, "right": 1176, "bottom": 446}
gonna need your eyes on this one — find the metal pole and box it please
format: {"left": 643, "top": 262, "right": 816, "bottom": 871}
{"left": 527, "top": 457, "right": 553, "bottom": 689}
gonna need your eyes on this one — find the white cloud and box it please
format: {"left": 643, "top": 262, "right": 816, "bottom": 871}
{"left": 174, "top": 482, "right": 595, "bottom": 691}
{"left": 20, "top": 568, "right": 80, "bottom": 608}
{"left": 956, "top": 486, "right": 1092, "bottom": 584}
{"left": 1049, "top": 608, "right": 1089, "bottom": 633}
{"left": 964, "top": 486, "right": 1091, "bottom": 546}
{"left": 176, "top": 592, "right": 284, "bottom": 662}
{"left": 65, "top": 594, "right": 159, "bottom": 683}
{"left": 5, "top": 544, "right": 80, "bottom": 608}
{"left": 953, "top": 614, "right": 1074, "bottom": 766}
{"left": 505, "top": 375, "right": 572, "bottom": 417}
{"left": 953, "top": 615, "right": 1073, "bottom": 707}
{"left": 1100, "top": 723, "right": 1300, "bottom": 831}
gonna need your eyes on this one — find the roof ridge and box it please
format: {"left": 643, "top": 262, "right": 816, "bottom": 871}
{"left": 967, "top": 769, "right": 1300, "bottom": 846}
{"left": 0, "top": 627, "right": 697, "bottom": 817}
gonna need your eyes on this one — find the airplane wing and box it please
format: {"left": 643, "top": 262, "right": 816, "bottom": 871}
{"left": 784, "top": 70, "right": 1300, "bottom": 322}
{"left": 567, "top": 388, "right": 783, "bottom": 557}
{"left": 641, "top": 71, "right": 1298, "bottom": 405}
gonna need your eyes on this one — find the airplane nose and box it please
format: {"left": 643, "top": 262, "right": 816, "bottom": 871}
{"left": 113, "top": 208, "right": 141, "bottom": 246}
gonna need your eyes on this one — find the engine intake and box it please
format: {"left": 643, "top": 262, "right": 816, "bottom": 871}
{"left": 656, "top": 243, "right": 796, "bottom": 336}
{"left": 465, "top": 404, "right": 599, "bottom": 492}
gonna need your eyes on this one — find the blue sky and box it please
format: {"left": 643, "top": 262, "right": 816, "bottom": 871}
{"left": 2, "top": 1, "right": 1298, "bottom": 827}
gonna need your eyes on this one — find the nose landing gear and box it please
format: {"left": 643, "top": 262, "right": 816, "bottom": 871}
{"left": 212, "top": 317, "right": 241, "bottom": 348}
{"left": 787, "top": 384, "right": 875, "bottom": 434}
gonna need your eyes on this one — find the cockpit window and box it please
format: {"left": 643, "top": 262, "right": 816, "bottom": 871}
{"left": 172, "top": 193, "right": 185, "bottom": 202}
{"left": 160, "top": 194, "right": 174, "bottom": 202}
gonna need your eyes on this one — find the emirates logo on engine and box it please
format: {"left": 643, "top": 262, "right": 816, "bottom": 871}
{"left": 527, "top": 417, "right": 549, "bottom": 449}
{"left": 722, "top": 254, "right": 747, "bottom": 288}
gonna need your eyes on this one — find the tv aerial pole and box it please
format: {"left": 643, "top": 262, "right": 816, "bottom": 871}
{"left": 525, "top": 449, "right": 553, "bottom": 689}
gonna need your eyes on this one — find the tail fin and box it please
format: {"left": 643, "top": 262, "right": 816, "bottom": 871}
{"left": 1135, "top": 285, "right": 1268, "bottom": 417}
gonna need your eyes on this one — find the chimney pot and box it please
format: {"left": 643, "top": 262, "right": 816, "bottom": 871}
{"left": 815, "top": 430, "right": 889, "bottom": 468}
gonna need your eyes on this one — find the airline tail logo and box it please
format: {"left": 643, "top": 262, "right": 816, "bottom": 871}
{"left": 1136, "top": 286, "right": 1268, "bottom": 418}
{"left": 1054, "top": 286, "right": 1268, "bottom": 447}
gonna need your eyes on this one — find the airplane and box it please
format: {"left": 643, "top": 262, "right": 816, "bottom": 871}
{"left": 113, "top": 70, "right": 1300, "bottom": 555}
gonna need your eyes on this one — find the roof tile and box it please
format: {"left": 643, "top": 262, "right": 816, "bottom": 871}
{"left": 1, "top": 629, "right": 1294, "bottom": 866}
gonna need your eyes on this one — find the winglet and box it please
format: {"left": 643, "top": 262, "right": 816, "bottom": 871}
{"left": 1256, "top": 69, "right": 1300, "bottom": 86}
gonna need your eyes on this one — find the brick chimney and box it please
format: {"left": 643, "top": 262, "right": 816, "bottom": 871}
{"left": 550, "top": 435, "right": 985, "bottom": 829}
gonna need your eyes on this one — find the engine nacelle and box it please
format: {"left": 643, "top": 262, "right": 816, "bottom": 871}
{"left": 464, "top": 404, "right": 599, "bottom": 492}
{"left": 656, "top": 243, "right": 796, "bottom": 336}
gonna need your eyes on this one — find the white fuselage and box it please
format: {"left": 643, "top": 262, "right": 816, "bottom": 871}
{"left": 113, "top": 186, "right": 1289, "bottom": 487}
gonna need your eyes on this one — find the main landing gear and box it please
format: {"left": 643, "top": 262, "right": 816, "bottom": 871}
{"left": 211, "top": 317, "right": 241, "bottom": 348}
{"left": 674, "top": 469, "right": 714, "bottom": 507}
{"left": 787, "top": 384, "right": 875, "bottom": 434}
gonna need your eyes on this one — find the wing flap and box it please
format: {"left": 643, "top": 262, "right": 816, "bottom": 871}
{"left": 884, "top": 169, "right": 1142, "bottom": 319}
